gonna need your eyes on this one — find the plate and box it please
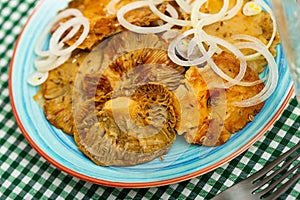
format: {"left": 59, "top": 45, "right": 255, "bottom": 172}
{"left": 9, "top": 0, "right": 294, "bottom": 188}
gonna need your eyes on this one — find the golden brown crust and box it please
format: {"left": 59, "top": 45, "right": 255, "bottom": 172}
{"left": 203, "top": 0, "right": 280, "bottom": 72}
{"left": 35, "top": 0, "right": 280, "bottom": 165}
{"left": 74, "top": 83, "right": 178, "bottom": 166}
{"left": 41, "top": 51, "right": 88, "bottom": 135}
{"left": 72, "top": 46, "right": 184, "bottom": 166}
{"left": 183, "top": 52, "right": 264, "bottom": 146}
{"left": 63, "top": 0, "right": 168, "bottom": 49}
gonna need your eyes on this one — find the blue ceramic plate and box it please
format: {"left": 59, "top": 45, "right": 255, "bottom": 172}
{"left": 9, "top": 0, "right": 293, "bottom": 187}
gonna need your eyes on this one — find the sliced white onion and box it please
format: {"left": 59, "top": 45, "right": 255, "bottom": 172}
{"left": 35, "top": 53, "right": 71, "bottom": 72}
{"left": 187, "top": 37, "right": 198, "bottom": 58}
{"left": 34, "top": 25, "right": 53, "bottom": 57}
{"left": 34, "top": 8, "right": 84, "bottom": 57}
{"left": 243, "top": 0, "right": 277, "bottom": 60}
{"left": 168, "top": 29, "right": 216, "bottom": 66}
{"left": 243, "top": 1, "right": 262, "bottom": 16}
{"left": 199, "top": 34, "right": 247, "bottom": 87}
{"left": 175, "top": 0, "right": 193, "bottom": 13}
{"left": 52, "top": 8, "right": 83, "bottom": 21}
{"left": 255, "top": 0, "right": 277, "bottom": 49}
{"left": 232, "top": 34, "right": 266, "bottom": 47}
{"left": 106, "top": 0, "right": 120, "bottom": 15}
{"left": 234, "top": 42, "right": 278, "bottom": 107}
{"left": 204, "top": 34, "right": 263, "bottom": 87}
{"left": 34, "top": 55, "right": 57, "bottom": 71}
{"left": 191, "top": 0, "right": 229, "bottom": 26}
{"left": 30, "top": 9, "right": 89, "bottom": 86}
{"left": 148, "top": 0, "right": 191, "bottom": 26}
{"left": 224, "top": 0, "right": 243, "bottom": 20}
{"left": 49, "top": 17, "right": 89, "bottom": 56}
{"left": 59, "top": 23, "right": 82, "bottom": 42}
{"left": 27, "top": 71, "right": 49, "bottom": 86}
{"left": 117, "top": 1, "right": 177, "bottom": 33}
{"left": 190, "top": 0, "right": 205, "bottom": 24}
{"left": 161, "top": 29, "right": 180, "bottom": 42}
{"left": 29, "top": 1, "right": 279, "bottom": 106}
{"left": 114, "top": 0, "right": 278, "bottom": 106}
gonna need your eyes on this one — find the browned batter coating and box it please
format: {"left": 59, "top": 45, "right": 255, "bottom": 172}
{"left": 34, "top": 0, "right": 280, "bottom": 166}
{"left": 202, "top": 0, "right": 280, "bottom": 72}
{"left": 34, "top": 51, "right": 88, "bottom": 135}
{"left": 74, "top": 83, "right": 179, "bottom": 166}
{"left": 39, "top": 32, "right": 172, "bottom": 136}
{"left": 182, "top": 51, "right": 264, "bottom": 146}
{"left": 63, "top": 0, "right": 168, "bottom": 49}
{"left": 72, "top": 47, "right": 184, "bottom": 166}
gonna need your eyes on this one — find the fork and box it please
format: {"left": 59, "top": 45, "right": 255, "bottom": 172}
{"left": 212, "top": 142, "right": 300, "bottom": 200}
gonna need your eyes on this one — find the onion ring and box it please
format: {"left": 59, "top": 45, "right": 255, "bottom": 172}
{"left": 28, "top": 9, "right": 90, "bottom": 86}
{"left": 117, "top": 1, "right": 177, "bottom": 33}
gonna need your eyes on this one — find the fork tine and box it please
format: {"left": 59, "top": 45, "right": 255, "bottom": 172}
{"left": 257, "top": 161, "right": 300, "bottom": 197}
{"left": 250, "top": 142, "right": 300, "bottom": 182}
{"left": 212, "top": 143, "right": 300, "bottom": 200}
{"left": 263, "top": 170, "right": 300, "bottom": 200}
{"left": 253, "top": 151, "right": 300, "bottom": 190}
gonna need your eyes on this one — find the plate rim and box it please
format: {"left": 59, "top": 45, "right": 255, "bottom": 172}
{"left": 8, "top": 0, "right": 295, "bottom": 188}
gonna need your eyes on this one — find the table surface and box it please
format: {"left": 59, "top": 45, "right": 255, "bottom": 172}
{"left": 0, "top": 0, "right": 299, "bottom": 199}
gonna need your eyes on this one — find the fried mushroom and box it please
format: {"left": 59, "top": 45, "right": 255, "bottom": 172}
{"left": 182, "top": 51, "right": 264, "bottom": 146}
{"left": 63, "top": 0, "right": 168, "bottom": 49}
{"left": 74, "top": 83, "right": 178, "bottom": 166}
{"left": 39, "top": 51, "right": 88, "bottom": 135}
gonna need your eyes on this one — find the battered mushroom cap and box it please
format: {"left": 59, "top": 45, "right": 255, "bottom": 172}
{"left": 74, "top": 83, "right": 179, "bottom": 166}
{"left": 39, "top": 32, "right": 173, "bottom": 136}
{"left": 70, "top": 31, "right": 185, "bottom": 166}
{"left": 107, "top": 48, "right": 185, "bottom": 91}
{"left": 71, "top": 31, "right": 172, "bottom": 107}
{"left": 182, "top": 52, "right": 265, "bottom": 146}
{"left": 63, "top": 0, "right": 168, "bottom": 49}
{"left": 39, "top": 51, "right": 88, "bottom": 135}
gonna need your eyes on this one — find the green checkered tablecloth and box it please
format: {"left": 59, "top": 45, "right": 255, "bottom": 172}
{"left": 0, "top": 0, "right": 299, "bottom": 199}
